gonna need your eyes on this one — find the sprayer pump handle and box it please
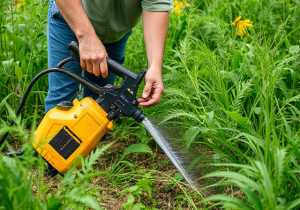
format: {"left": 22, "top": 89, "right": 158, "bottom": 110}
{"left": 68, "top": 41, "right": 138, "bottom": 80}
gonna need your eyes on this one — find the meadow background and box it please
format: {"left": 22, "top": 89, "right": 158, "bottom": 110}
{"left": 1, "top": 0, "right": 300, "bottom": 209}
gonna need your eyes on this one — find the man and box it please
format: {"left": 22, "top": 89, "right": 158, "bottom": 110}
{"left": 46, "top": 0, "right": 172, "bottom": 112}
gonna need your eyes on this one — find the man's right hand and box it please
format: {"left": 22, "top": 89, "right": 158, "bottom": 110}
{"left": 56, "top": 0, "right": 108, "bottom": 78}
{"left": 78, "top": 34, "right": 108, "bottom": 78}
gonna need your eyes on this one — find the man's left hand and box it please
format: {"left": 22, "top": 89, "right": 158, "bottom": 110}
{"left": 137, "top": 67, "right": 164, "bottom": 107}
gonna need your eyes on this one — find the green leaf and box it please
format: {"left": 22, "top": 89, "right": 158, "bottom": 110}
{"left": 62, "top": 160, "right": 77, "bottom": 185}
{"left": 2, "top": 156, "right": 21, "bottom": 184}
{"left": 286, "top": 198, "right": 300, "bottom": 210}
{"left": 203, "top": 171, "right": 262, "bottom": 192}
{"left": 0, "top": 93, "right": 14, "bottom": 116}
{"left": 159, "top": 111, "right": 200, "bottom": 124}
{"left": 207, "top": 111, "right": 214, "bottom": 122}
{"left": 246, "top": 44, "right": 255, "bottom": 57}
{"left": 204, "top": 194, "right": 252, "bottom": 210}
{"left": 289, "top": 45, "right": 299, "bottom": 54}
{"left": 123, "top": 195, "right": 135, "bottom": 209}
{"left": 117, "top": 160, "right": 135, "bottom": 171}
{"left": 14, "top": 62, "right": 23, "bottom": 81}
{"left": 232, "top": 50, "right": 243, "bottom": 69}
{"left": 132, "top": 203, "right": 146, "bottom": 210}
{"left": 138, "top": 179, "right": 152, "bottom": 197}
{"left": 227, "top": 180, "right": 263, "bottom": 210}
{"left": 2, "top": 59, "right": 14, "bottom": 74}
{"left": 75, "top": 194, "right": 102, "bottom": 210}
{"left": 174, "top": 173, "right": 184, "bottom": 181}
{"left": 3, "top": 24, "right": 13, "bottom": 33}
{"left": 253, "top": 107, "right": 261, "bottom": 114}
{"left": 85, "top": 141, "right": 116, "bottom": 172}
{"left": 186, "top": 155, "right": 203, "bottom": 173}
{"left": 234, "top": 132, "right": 265, "bottom": 147}
{"left": 254, "top": 161, "right": 274, "bottom": 202}
{"left": 46, "top": 195, "right": 63, "bottom": 210}
{"left": 222, "top": 109, "right": 249, "bottom": 131}
{"left": 122, "top": 144, "right": 153, "bottom": 159}
{"left": 274, "top": 149, "right": 286, "bottom": 192}
{"left": 118, "top": 186, "right": 138, "bottom": 196}
{"left": 184, "top": 126, "right": 208, "bottom": 148}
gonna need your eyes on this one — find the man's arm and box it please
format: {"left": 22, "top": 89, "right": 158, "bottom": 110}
{"left": 138, "top": 10, "right": 169, "bottom": 107}
{"left": 56, "top": 0, "right": 108, "bottom": 77}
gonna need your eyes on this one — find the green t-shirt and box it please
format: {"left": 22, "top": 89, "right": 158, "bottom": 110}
{"left": 81, "top": 0, "right": 173, "bottom": 43}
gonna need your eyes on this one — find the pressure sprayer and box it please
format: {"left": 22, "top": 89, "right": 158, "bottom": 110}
{"left": 0, "top": 42, "right": 202, "bottom": 196}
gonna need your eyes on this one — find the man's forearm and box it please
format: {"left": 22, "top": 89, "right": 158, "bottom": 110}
{"left": 142, "top": 10, "right": 169, "bottom": 70}
{"left": 138, "top": 10, "right": 168, "bottom": 107}
{"left": 55, "top": 0, "right": 96, "bottom": 41}
{"left": 55, "top": 0, "right": 109, "bottom": 77}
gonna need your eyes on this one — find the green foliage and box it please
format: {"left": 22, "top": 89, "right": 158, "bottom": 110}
{"left": 0, "top": 144, "right": 112, "bottom": 210}
{"left": 121, "top": 143, "right": 153, "bottom": 159}
{"left": 203, "top": 149, "right": 300, "bottom": 210}
{"left": 111, "top": 118, "right": 154, "bottom": 144}
{"left": 0, "top": 105, "right": 116, "bottom": 210}
{"left": 0, "top": 0, "right": 48, "bottom": 122}
{"left": 157, "top": 0, "right": 300, "bottom": 208}
{"left": 3, "top": 0, "right": 300, "bottom": 209}
{"left": 118, "top": 176, "right": 157, "bottom": 210}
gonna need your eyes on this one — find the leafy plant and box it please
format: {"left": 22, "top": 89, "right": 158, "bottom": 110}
{"left": 203, "top": 148, "right": 300, "bottom": 209}
{"left": 119, "top": 178, "right": 156, "bottom": 210}
{"left": 0, "top": 104, "right": 115, "bottom": 210}
{"left": 0, "top": 0, "right": 49, "bottom": 123}
{"left": 160, "top": 1, "right": 300, "bottom": 208}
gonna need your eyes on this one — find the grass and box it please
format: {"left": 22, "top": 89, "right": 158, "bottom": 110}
{"left": 159, "top": 0, "right": 300, "bottom": 209}
{"left": 2, "top": 0, "right": 300, "bottom": 209}
{"left": 0, "top": 113, "right": 206, "bottom": 209}
{"left": 0, "top": 0, "right": 48, "bottom": 122}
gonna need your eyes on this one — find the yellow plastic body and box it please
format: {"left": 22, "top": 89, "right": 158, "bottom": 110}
{"left": 33, "top": 97, "right": 114, "bottom": 174}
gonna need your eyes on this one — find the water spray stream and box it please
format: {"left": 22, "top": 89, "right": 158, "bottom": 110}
{"left": 142, "top": 117, "right": 203, "bottom": 197}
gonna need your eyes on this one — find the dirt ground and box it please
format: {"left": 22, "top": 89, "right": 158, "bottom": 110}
{"left": 2, "top": 133, "right": 220, "bottom": 210}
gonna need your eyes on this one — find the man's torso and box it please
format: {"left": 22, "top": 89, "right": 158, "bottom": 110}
{"left": 81, "top": 0, "right": 173, "bottom": 43}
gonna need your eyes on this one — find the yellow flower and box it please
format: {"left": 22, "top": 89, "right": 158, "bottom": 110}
{"left": 232, "top": 16, "right": 242, "bottom": 26}
{"left": 232, "top": 16, "right": 253, "bottom": 37}
{"left": 182, "top": 0, "right": 190, "bottom": 6}
{"left": 172, "top": 0, "right": 189, "bottom": 15}
{"left": 16, "top": 3, "right": 22, "bottom": 11}
{"left": 16, "top": 0, "right": 26, "bottom": 11}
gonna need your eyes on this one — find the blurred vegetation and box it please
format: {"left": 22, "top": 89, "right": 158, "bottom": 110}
{"left": 1, "top": 0, "right": 300, "bottom": 209}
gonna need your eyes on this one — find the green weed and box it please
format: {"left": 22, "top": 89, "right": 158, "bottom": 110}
{"left": 0, "top": 0, "right": 48, "bottom": 122}
{"left": 3, "top": 0, "right": 300, "bottom": 209}
{"left": 160, "top": 1, "right": 300, "bottom": 209}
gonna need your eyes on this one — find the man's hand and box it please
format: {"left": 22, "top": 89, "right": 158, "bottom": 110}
{"left": 56, "top": 0, "right": 108, "bottom": 78}
{"left": 138, "top": 67, "right": 164, "bottom": 107}
{"left": 78, "top": 34, "right": 108, "bottom": 78}
{"left": 142, "top": 10, "right": 169, "bottom": 107}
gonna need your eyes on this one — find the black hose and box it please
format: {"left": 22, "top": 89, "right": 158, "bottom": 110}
{"left": 57, "top": 57, "right": 74, "bottom": 68}
{"left": 0, "top": 67, "right": 104, "bottom": 147}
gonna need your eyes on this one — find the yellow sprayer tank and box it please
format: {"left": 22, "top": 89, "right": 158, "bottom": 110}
{"left": 33, "top": 97, "right": 113, "bottom": 174}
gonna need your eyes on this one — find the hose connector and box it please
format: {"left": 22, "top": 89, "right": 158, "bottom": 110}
{"left": 132, "top": 109, "right": 145, "bottom": 123}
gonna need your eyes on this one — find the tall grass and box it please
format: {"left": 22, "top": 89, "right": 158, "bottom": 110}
{"left": 160, "top": 0, "right": 300, "bottom": 208}
{"left": 0, "top": 0, "right": 48, "bottom": 122}
{"left": 0, "top": 105, "right": 115, "bottom": 209}
{"left": 2, "top": 0, "right": 300, "bottom": 209}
